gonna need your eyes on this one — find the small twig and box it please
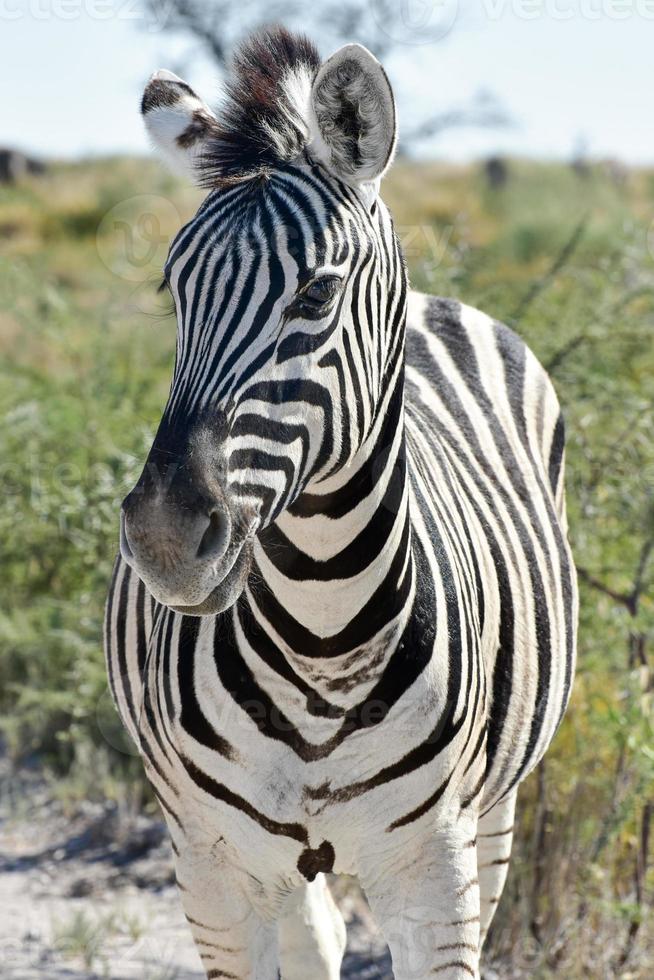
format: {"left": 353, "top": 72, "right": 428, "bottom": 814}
{"left": 614, "top": 801, "right": 653, "bottom": 969}
{"left": 401, "top": 106, "right": 511, "bottom": 145}
{"left": 587, "top": 743, "right": 628, "bottom": 867}
{"left": 510, "top": 216, "right": 588, "bottom": 323}
{"left": 545, "top": 334, "right": 587, "bottom": 374}
{"left": 529, "top": 761, "right": 549, "bottom": 946}
{"left": 631, "top": 535, "right": 654, "bottom": 609}
{"left": 577, "top": 531, "right": 654, "bottom": 618}
{"left": 576, "top": 567, "right": 632, "bottom": 611}
{"left": 546, "top": 282, "right": 654, "bottom": 376}
{"left": 584, "top": 406, "right": 653, "bottom": 493}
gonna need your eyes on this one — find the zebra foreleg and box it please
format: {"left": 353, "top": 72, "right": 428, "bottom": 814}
{"left": 361, "top": 818, "right": 481, "bottom": 980}
{"left": 172, "top": 839, "right": 279, "bottom": 980}
{"left": 477, "top": 790, "right": 517, "bottom": 948}
{"left": 278, "top": 874, "right": 346, "bottom": 979}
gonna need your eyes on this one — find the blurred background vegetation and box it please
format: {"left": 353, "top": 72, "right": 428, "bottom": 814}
{"left": 1, "top": 156, "right": 653, "bottom": 977}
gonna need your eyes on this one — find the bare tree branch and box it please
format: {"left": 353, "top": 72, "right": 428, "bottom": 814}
{"left": 632, "top": 535, "right": 654, "bottom": 608}
{"left": 529, "top": 760, "right": 549, "bottom": 947}
{"left": 544, "top": 333, "right": 587, "bottom": 374}
{"left": 577, "top": 567, "right": 633, "bottom": 611}
{"left": 584, "top": 406, "right": 653, "bottom": 494}
{"left": 578, "top": 528, "right": 654, "bottom": 618}
{"left": 510, "top": 216, "right": 588, "bottom": 324}
{"left": 546, "top": 282, "right": 654, "bottom": 376}
{"left": 400, "top": 102, "right": 511, "bottom": 146}
{"left": 614, "top": 801, "right": 653, "bottom": 970}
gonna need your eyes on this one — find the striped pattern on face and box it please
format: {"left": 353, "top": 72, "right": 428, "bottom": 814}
{"left": 160, "top": 160, "right": 407, "bottom": 525}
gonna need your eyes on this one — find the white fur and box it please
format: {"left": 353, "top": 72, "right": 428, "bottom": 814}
{"left": 142, "top": 69, "right": 217, "bottom": 182}
{"left": 259, "top": 65, "right": 316, "bottom": 161}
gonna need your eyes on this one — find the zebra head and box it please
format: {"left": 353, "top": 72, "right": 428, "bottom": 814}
{"left": 120, "top": 27, "right": 407, "bottom": 615}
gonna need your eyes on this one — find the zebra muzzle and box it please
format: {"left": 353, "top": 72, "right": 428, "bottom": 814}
{"left": 119, "top": 480, "right": 254, "bottom": 614}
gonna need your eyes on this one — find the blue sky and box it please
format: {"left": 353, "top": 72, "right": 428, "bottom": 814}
{"left": 2, "top": 0, "right": 652, "bottom": 163}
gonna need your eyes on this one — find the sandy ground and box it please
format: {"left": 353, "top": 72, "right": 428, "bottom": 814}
{"left": 3, "top": 766, "right": 646, "bottom": 979}
{"left": 0, "top": 767, "right": 393, "bottom": 979}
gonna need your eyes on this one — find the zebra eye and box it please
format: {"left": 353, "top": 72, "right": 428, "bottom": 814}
{"left": 301, "top": 275, "right": 340, "bottom": 307}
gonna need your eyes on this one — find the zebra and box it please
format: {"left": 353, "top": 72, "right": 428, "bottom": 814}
{"left": 105, "top": 27, "right": 577, "bottom": 980}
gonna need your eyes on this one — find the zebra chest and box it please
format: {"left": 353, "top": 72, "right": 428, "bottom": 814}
{"left": 142, "top": 629, "right": 469, "bottom": 890}
{"left": 167, "top": 727, "right": 429, "bottom": 892}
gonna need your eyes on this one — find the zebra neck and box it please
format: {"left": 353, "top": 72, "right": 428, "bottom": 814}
{"left": 247, "top": 374, "right": 413, "bottom": 691}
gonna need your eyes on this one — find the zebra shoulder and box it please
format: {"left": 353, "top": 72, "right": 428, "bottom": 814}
{"left": 405, "top": 290, "right": 566, "bottom": 510}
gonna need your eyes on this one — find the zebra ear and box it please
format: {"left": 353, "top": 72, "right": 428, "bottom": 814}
{"left": 309, "top": 44, "right": 397, "bottom": 188}
{"left": 141, "top": 70, "right": 219, "bottom": 182}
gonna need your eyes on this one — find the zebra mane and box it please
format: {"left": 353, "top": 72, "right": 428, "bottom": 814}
{"left": 198, "top": 26, "right": 321, "bottom": 187}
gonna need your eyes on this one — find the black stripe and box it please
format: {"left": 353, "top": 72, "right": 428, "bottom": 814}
{"left": 177, "top": 615, "right": 236, "bottom": 758}
{"left": 181, "top": 754, "right": 308, "bottom": 843}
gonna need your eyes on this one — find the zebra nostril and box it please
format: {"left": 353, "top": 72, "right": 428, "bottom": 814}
{"left": 196, "top": 509, "right": 230, "bottom": 562}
